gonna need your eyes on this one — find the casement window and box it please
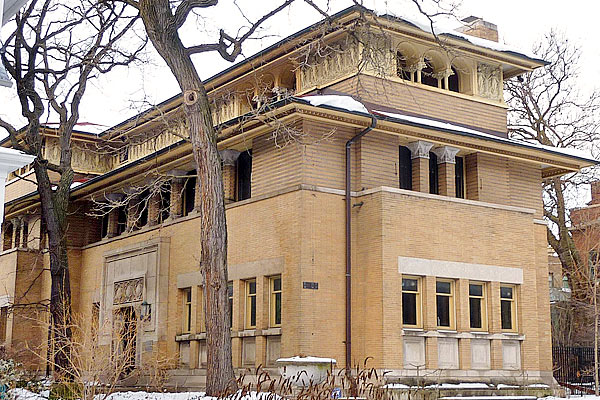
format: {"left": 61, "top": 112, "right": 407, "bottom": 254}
{"left": 436, "top": 279, "right": 455, "bottom": 329}
{"left": 270, "top": 276, "right": 282, "bottom": 327}
{"left": 429, "top": 152, "right": 438, "bottom": 194}
{"left": 469, "top": 282, "right": 487, "bottom": 331}
{"left": 0, "top": 307, "right": 8, "bottom": 342}
{"left": 245, "top": 279, "right": 257, "bottom": 329}
{"left": 500, "top": 285, "right": 517, "bottom": 332}
{"left": 182, "top": 288, "right": 192, "bottom": 333}
{"left": 399, "top": 146, "right": 412, "bottom": 190}
{"left": 237, "top": 150, "right": 252, "bottom": 201}
{"left": 227, "top": 282, "right": 233, "bottom": 328}
{"left": 402, "top": 277, "right": 422, "bottom": 328}
{"left": 116, "top": 205, "right": 127, "bottom": 235}
{"left": 455, "top": 156, "right": 465, "bottom": 198}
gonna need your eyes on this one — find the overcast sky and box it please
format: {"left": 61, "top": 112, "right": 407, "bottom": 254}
{"left": 0, "top": 0, "right": 598, "bottom": 133}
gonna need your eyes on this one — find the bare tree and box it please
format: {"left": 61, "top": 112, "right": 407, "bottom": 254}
{"left": 505, "top": 31, "right": 600, "bottom": 305}
{"left": 0, "top": 0, "right": 144, "bottom": 377}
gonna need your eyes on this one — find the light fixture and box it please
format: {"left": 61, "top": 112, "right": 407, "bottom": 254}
{"left": 140, "top": 301, "right": 151, "bottom": 320}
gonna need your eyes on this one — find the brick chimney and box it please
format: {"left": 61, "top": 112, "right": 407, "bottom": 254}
{"left": 591, "top": 181, "right": 600, "bottom": 205}
{"left": 456, "top": 16, "right": 498, "bottom": 42}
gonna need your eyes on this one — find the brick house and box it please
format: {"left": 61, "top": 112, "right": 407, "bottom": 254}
{"left": 0, "top": 6, "right": 594, "bottom": 387}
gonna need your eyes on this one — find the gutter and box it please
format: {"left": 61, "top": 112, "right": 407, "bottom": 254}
{"left": 345, "top": 114, "right": 377, "bottom": 373}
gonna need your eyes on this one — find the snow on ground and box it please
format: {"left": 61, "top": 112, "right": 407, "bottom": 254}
{"left": 300, "top": 95, "right": 369, "bottom": 114}
{"left": 9, "top": 389, "right": 280, "bottom": 400}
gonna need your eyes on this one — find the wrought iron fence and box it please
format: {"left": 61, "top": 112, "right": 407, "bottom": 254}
{"left": 553, "top": 346, "right": 599, "bottom": 394}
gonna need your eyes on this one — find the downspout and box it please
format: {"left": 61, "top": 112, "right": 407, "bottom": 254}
{"left": 345, "top": 114, "right": 377, "bottom": 373}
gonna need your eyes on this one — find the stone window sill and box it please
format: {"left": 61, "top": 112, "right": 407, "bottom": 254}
{"left": 401, "top": 329, "right": 525, "bottom": 341}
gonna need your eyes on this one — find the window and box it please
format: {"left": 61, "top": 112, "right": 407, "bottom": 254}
{"left": 429, "top": 152, "right": 438, "bottom": 194}
{"left": 399, "top": 146, "right": 412, "bottom": 190}
{"left": 198, "top": 288, "right": 206, "bottom": 333}
{"left": 448, "top": 67, "right": 459, "bottom": 93}
{"left": 101, "top": 214, "right": 109, "bottom": 238}
{"left": 227, "top": 282, "right": 233, "bottom": 328}
{"left": 245, "top": 279, "right": 257, "bottom": 329}
{"left": 500, "top": 285, "right": 517, "bottom": 331}
{"left": 183, "top": 172, "right": 197, "bottom": 217}
{"left": 420, "top": 59, "right": 438, "bottom": 88}
{"left": 270, "top": 276, "right": 282, "bottom": 327}
{"left": 455, "top": 156, "right": 465, "bottom": 198}
{"left": 548, "top": 273, "right": 554, "bottom": 289}
{"left": 159, "top": 182, "right": 171, "bottom": 223}
{"left": 237, "top": 150, "right": 252, "bottom": 201}
{"left": 436, "top": 279, "right": 455, "bottom": 329}
{"left": 396, "top": 52, "right": 415, "bottom": 82}
{"left": 182, "top": 288, "right": 192, "bottom": 333}
{"left": 116, "top": 205, "right": 127, "bottom": 235}
{"left": 402, "top": 277, "right": 421, "bottom": 328}
{"left": 469, "top": 283, "right": 487, "bottom": 331}
{"left": 0, "top": 307, "right": 7, "bottom": 342}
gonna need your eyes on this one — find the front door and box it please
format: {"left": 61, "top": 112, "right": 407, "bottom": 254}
{"left": 114, "top": 306, "right": 137, "bottom": 376}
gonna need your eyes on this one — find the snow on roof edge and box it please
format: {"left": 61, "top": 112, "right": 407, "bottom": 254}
{"left": 373, "top": 110, "right": 596, "bottom": 163}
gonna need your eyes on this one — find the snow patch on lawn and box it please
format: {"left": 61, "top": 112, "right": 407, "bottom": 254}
{"left": 10, "top": 389, "right": 280, "bottom": 400}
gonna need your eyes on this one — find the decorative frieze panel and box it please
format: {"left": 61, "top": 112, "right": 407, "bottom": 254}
{"left": 127, "top": 123, "right": 187, "bottom": 163}
{"left": 113, "top": 277, "right": 144, "bottom": 305}
{"left": 299, "top": 39, "right": 360, "bottom": 91}
{"left": 477, "top": 62, "right": 502, "bottom": 101}
{"left": 44, "top": 139, "right": 113, "bottom": 174}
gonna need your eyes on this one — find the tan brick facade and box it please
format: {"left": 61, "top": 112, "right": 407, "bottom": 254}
{"left": 0, "top": 7, "right": 589, "bottom": 388}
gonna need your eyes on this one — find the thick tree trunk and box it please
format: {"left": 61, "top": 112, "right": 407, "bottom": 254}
{"left": 32, "top": 157, "right": 73, "bottom": 378}
{"left": 139, "top": 1, "right": 237, "bottom": 394}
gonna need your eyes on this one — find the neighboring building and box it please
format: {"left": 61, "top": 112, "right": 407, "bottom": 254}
{"left": 0, "top": 6, "right": 594, "bottom": 387}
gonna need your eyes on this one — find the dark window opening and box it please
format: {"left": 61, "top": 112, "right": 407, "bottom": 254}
{"left": 455, "top": 156, "right": 464, "bottom": 198}
{"left": 399, "top": 146, "right": 412, "bottom": 190}
{"left": 429, "top": 152, "right": 438, "bottom": 194}
{"left": 138, "top": 192, "right": 149, "bottom": 228}
{"left": 436, "top": 280, "right": 452, "bottom": 328}
{"left": 448, "top": 67, "right": 459, "bottom": 92}
{"left": 237, "top": 150, "right": 252, "bottom": 201}
{"left": 101, "top": 214, "right": 109, "bottom": 238}
{"left": 117, "top": 205, "right": 127, "bottom": 235}
{"left": 227, "top": 282, "right": 233, "bottom": 328}
{"left": 396, "top": 52, "right": 414, "bottom": 81}
{"left": 183, "top": 171, "right": 197, "bottom": 217}
{"left": 402, "top": 278, "right": 419, "bottom": 326}
{"left": 159, "top": 182, "right": 171, "bottom": 223}
{"left": 421, "top": 59, "right": 438, "bottom": 88}
{"left": 500, "top": 286, "right": 514, "bottom": 330}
